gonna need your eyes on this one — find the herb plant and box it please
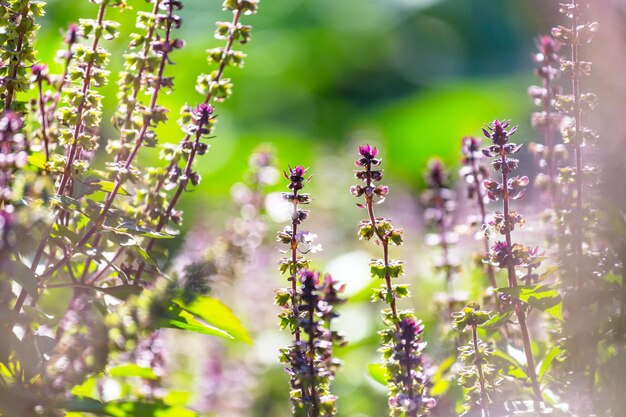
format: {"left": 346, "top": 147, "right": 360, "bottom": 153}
{"left": 1, "top": 1, "right": 623, "bottom": 417}
{"left": 352, "top": 145, "right": 435, "bottom": 417}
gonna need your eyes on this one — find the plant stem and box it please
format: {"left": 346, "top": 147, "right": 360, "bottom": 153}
{"left": 133, "top": 127, "right": 205, "bottom": 283}
{"left": 436, "top": 190, "right": 454, "bottom": 312}
{"left": 48, "top": 42, "right": 75, "bottom": 117}
{"left": 290, "top": 188, "right": 302, "bottom": 343}
{"left": 542, "top": 69, "right": 557, "bottom": 207}
{"left": 35, "top": 77, "right": 49, "bottom": 161}
{"left": 570, "top": 0, "right": 584, "bottom": 292}
{"left": 469, "top": 150, "right": 499, "bottom": 304}
{"left": 472, "top": 324, "right": 490, "bottom": 417}
{"left": 56, "top": 1, "right": 107, "bottom": 197}
{"left": 402, "top": 331, "right": 418, "bottom": 417}
{"left": 115, "top": 0, "right": 162, "bottom": 163}
{"left": 365, "top": 162, "right": 398, "bottom": 323}
{"left": 307, "top": 293, "right": 319, "bottom": 417}
{"left": 500, "top": 150, "right": 542, "bottom": 402}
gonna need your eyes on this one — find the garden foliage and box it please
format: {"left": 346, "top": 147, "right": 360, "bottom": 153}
{"left": 0, "top": 0, "right": 623, "bottom": 417}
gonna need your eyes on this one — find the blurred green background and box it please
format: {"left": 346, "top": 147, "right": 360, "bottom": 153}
{"left": 34, "top": 1, "right": 563, "bottom": 416}
{"left": 35, "top": 0, "right": 558, "bottom": 209}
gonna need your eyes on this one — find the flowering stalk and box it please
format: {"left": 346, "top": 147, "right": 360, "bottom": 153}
{"left": 13, "top": 0, "right": 183, "bottom": 304}
{"left": 552, "top": 0, "right": 600, "bottom": 405}
{"left": 132, "top": 0, "right": 259, "bottom": 283}
{"left": 75, "top": 0, "right": 181, "bottom": 285}
{"left": 277, "top": 165, "right": 315, "bottom": 341}
{"left": 31, "top": 64, "right": 50, "bottom": 160}
{"left": 0, "top": 112, "right": 25, "bottom": 306}
{"left": 74, "top": 0, "right": 181, "bottom": 242}
{"left": 482, "top": 120, "right": 542, "bottom": 401}
{"left": 422, "top": 159, "right": 459, "bottom": 310}
{"left": 67, "top": 0, "right": 177, "bottom": 284}
{"left": 275, "top": 167, "right": 341, "bottom": 416}
{"left": 24, "top": 23, "right": 79, "bottom": 170}
{"left": 48, "top": 23, "right": 79, "bottom": 117}
{"left": 460, "top": 137, "right": 498, "bottom": 299}
{"left": 109, "top": 0, "right": 165, "bottom": 162}
{"left": 134, "top": 331, "right": 166, "bottom": 400}
{"left": 55, "top": 0, "right": 126, "bottom": 198}
{"left": 552, "top": 1, "right": 598, "bottom": 290}
{"left": 528, "top": 36, "right": 563, "bottom": 206}
{"left": 0, "top": 1, "right": 266, "bottom": 413}
{"left": 452, "top": 302, "right": 500, "bottom": 417}
{"left": 140, "top": 0, "right": 255, "bottom": 215}
{"left": 0, "top": 0, "right": 44, "bottom": 113}
{"left": 45, "top": 294, "right": 108, "bottom": 394}
{"left": 351, "top": 145, "right": 435, "bottom": 417}
{"left": 192, "top": 148, "right": 277, "bottom": 415}
{"left": 277, "top": 270, "right": 345, "bottom": 417}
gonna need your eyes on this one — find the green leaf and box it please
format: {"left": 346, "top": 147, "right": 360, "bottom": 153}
{"left": 27, "top": 153, "right": 51, "bottom": 170}
{"left": 23, "top": 306, "right": 58, "bottom": 326}
{"left": 367, "top": 363, "right": 388, "bottom": 386}
{"left": 64, "top": 396, "right": 105, "bottom": 413}
{"left": 5, "top": 260, "right": 39, "bottom": 298}
{"left": 108, "top": 233, "right": 159, "bottom": 267}
{"left": 107, "top": 222, "right": 174, "bottom": 239}
{"left": 539, "top": 265, "right": 560, "bottom": 281}
{"left": 50, "top": 195, "right": 83, "bottom": 214}
{"left": 64, "top": 397, "right": 196, "bottom": 417}
{"left": 430, "top": 356, "right": 456, "bottom": 396}
{"left": 174, "top": 296, "right": 252, "bottom": 344}
{"left": 492, "top": 348, "right": 529, "bottom": 381}
{"left": 89, "top": 180, "right": 130, "bottom": 196}
{"left": 479, "top": 310, "right": 513, "bottom": 330}
{"left": 96, "top": 285, "right": 143, "bottom": 300}
{"left": 160, "top": 302, "right": 235, "bottom": 340}
{"left": 109, "top": 364, "right": 157, "bottom": 380}
{"left": 497, "top": 285, "right": 563, "bottom": 321}
{"left": 538, "top": 345, "right": 562, "bottom": 383}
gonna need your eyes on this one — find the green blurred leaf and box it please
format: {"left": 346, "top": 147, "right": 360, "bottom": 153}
{"left": 109, "top": 364, "right": 157, "bottom": 380}
{"left": 49, "top": 195, "right": 83, "bottom": 214}
{"left": 96, "top": 285, "right": 143, "bottom": 300}
{"left": 479, "top": 310, "right": 513, "bottom": 330}
{"left": 173, "top": 296, "right": 252, "bottom": 344}
{"left": 106, "top": 222, "right": 174, "bottom": 239}
{"left": 160, "top": 302, "right": 235, "bottom": 341}
{"left": 64, "top": 396, "right": 196, "bottom": 416}
{"left": 5, "top": 260, "right": 38, "bottom": 298}
{"left": 23, "top": 306, "right": 58, "bottom": 326}
{"left": 497, "top": 285, "right": 563, "bottom": 321}
{"left": 367, "top": 363, "right": 388, "bottom": 386}
{"left": 539, "top": 265, "right": 560, "bottom": 281}
{"left": 89, "top": 180, "right": 130, "bottom": 196}
{"left": 538, "top": 345, "right": 562, "bottom": 383}
{"left": 28, "top": 153, "right": 61, "bottom": 172}
{"left": 374, "top": 79, "right": 531, "bottom": 188}
{"left": 492, "top": 348, "right": 528, "bottom": 381}
{"left": 430, "top": 356, "right": 456, "bottom": 396}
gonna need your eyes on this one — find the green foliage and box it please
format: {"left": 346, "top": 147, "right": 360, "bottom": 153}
{"left": 172, "top": 295, "right": 253, "bottom": 344}
{"left": 497, "top": 285, "right": 563, "bottom": 321}
{"left": 65, "top": 396, "right": 196, "bottom": 417}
